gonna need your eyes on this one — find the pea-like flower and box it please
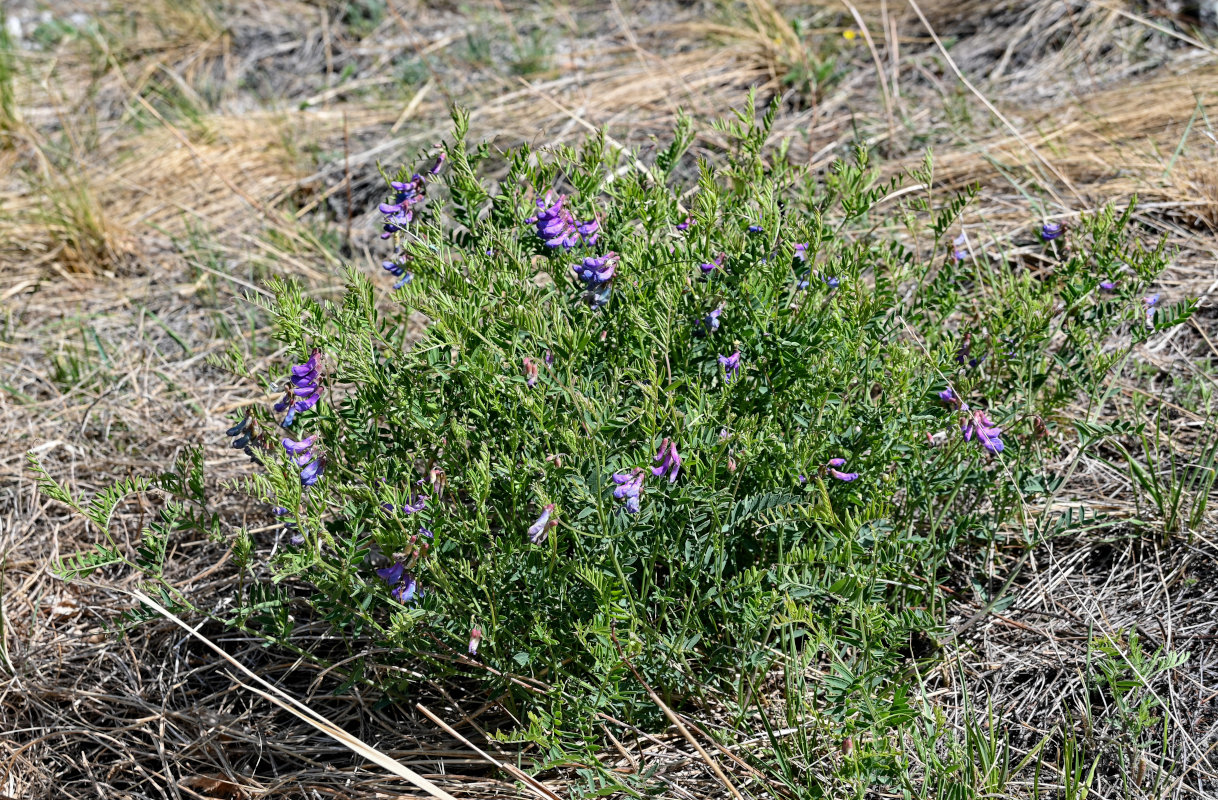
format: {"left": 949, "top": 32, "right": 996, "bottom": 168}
{"left": 526, "top": 192, "right": 598, "bottom": 249}
{"left": 1099, "top": 280, "right": 1117, "bottom": 292}
{"left": 468, "top": 628, "right": 482, "bottom": 656}
{"left": 718, "top": 350, "right": 742, "bottom": 382}
{"left": 379, "top": 175, "right": 427, "bottom": 239}
{"left": 938, "top": 387, "right": 965, "bottom": 409}
{"left": 275, "top": 350, "right": 322, "bottom": 427}
{"left": 677, "top": 217, "right": 692, "bottom": 231}
{"left": 697, "top": 306, "right": 723, "bottom": 336}
{"left": 700, "top": 253, "right": 725, "bottom": 275}
{"left": 826, "top": 457, "right": 859, "bottom": 481}
{"left": 300, "top": 456, "right": 325, "bottom": 487}
{"left": 573, "top": 253, "right": 617, "bottom": 284}
{"left": 747, "top": 224, "right": 764, "bottom": 234}
{"left": 961, "top": 409, "right": 1004, "bottom": 454}
{"left": 527, "top": 504, "right": 556, "bottom": 544}
{"left": 522, "top": 356, "right": 539, "bottom": 388}
{"left": 1041, "top": 222, "right": 1064, "bottom": 241}
{"left": 1144, "top": 294, "right": 1159, "bottom": 328}
{"left": 611, "top": 468, "right": 646, "bottom": 514}
{"left": 651, "top": 438, "right": 681, "bottom": 484}
{"left": 951, "top": 233, "right": 968, "bottom": 262}
{"left": 376, "top": 561, "right": 420, "bottom": 604}
{"left": 382, "top": 256, "right": 414, "bottom": 289}
{"left": 794, "top": 242, "right": 808, "bottom": 261}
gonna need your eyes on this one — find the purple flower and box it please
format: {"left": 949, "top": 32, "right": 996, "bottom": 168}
{"left": 273, "top": 506, "right": 289, "bottom": 516}
{"left": 377, "top": 561, "right": 420, "bottom": 604}
{"left": 573, "top": 252, "right": 617, "bottom": 285}
{"left": 951, "top": 233, "right": 968, "bottom": 262}
{"left": 300, "top": 456, "right": 324, "bottom": 487}
{"left": 523, "top": 356, "right": 539, "bottom": 388}
{"left": 821, "top": 274, "right": 840, "bottom": 289}
{"left": 428, "top": 152, "right": 446, "bottom": 175}
{"left": 700, "top": 253, "right": 725, "bottom": 275}
{"left": 677, "top": 216, "right": 692, "bottom": 231}
{"left": 747, "top": 224, "right": 764, "bottom": 234}
{"left": 697, "top": 306, "right": 723, "bottom": 336}
{"left": 938, "top": 387, "right": 965, "bottom": 409}
{"left": 1099, "top": 281, "right": 1117, "bottom": 292}
{"left": 379, "top": 175, "right": 427, "bottom": 239}
{"left": 403, "top": 493, "right": 428, "bottom": 514}
{"left": 826, "top": 457, "right": 859, "bottom": 481}
{"left": 1041, "top": 222, "right": 1064, "bottom": 241}
{"left": 794, "top": 243, "right": 808, "bottom": 261}
{"left": 382, "top": 256, "right": 414, "bottom": 289}
{"left": 468, "top": 628, "right": 482, "bottom": 656}
{"left": 961, "top": 409, "right": 1004, "bottom": 454}
{"left": 1144, "top": 294, "right": 1159, "bottom": 328}
{"left": 275, "top": 350, "right": 322, "bottom": 427}
{"left": 526, "top": 192, "right": 598, "bottom": 250}
{"left": 544, "top": 349, "right": 554, "bottom": 367}
{"left": 288, "top": 529, "right": 305, "bottom": 547}
{"left": 527, "top": 503, "right": 556, "bottom": 544}
{"left": 718, "top": 350, "right": 742, "bottom": 382}
{"left": 651, "top": 438, "right": 681, "bottom": 484}
{"left": 611, "top": 468, "right": 646, "bottom": 514}
{"left": 282, "top": 435, "right": 316, "bottom": 456}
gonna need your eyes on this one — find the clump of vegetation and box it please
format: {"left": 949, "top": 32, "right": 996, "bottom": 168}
{"left": 35, "top": 98, "right": 1193, "bottom": 790}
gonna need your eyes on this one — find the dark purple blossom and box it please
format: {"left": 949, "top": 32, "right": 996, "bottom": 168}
{"left": 611, "top": 468, "right": 646, "bottom": 514}
{"left": 275, "top": 350, "right": 322, "bottom": 427}
{"left": 651, "top": 438, "right": 681, "bottom": 484}
{"left": 938, "top": 387, "right": 963, "bottom": 408}
{"left": 300, "top": 456, "right": 324, "bottom": 487}
{"left": 1041, "top": 222, "right": 1064, "bottom": 241}
{"left": 527, "top": 504, "right": 556, "bottom": 544}
{"left": 428, "top": 152, "right": 446, "bottom": 175}
{"left": 677, "top": 216, "right": 692, "bottom": 231}
{"left": 826, "top": 457, "right": 859, "bottom": 481}
{"left": 380, "top": 175, "right": 427, "bottom": 239}
{"left": 376, "top": 561, "right": 420, "bottom": 604}
{"left": 718, "top": 350, "right": 742, "bottom": 382}
{"left": 544, "top": 349, "right": 554, "bottom": 367}
{"left": 1099, "top": 280, "right": 1117, "bottom": 292}
{"left": 821, "top": 274, "right": 840, "bottom": 289}
{"left": 961, "top": 409, "right": 1004, "bottom": 454}
{"left": 526, "top": 192, "right": 598, "bottom": 250}
{"left": 572, "top": 252, "right": 618, "bottom": 309}
{"left": 697, "top": 306, "right": 723, "bottom": 336}
{"left": 700, "top": 253, "right": 725, "bottom": 275}
{"left": 747, "top": 224, "right": 764, "bottom": 234}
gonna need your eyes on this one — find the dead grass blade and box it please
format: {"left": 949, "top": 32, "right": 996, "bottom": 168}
{"left": 129, "top": 589, "right": 461, "bottom": 800}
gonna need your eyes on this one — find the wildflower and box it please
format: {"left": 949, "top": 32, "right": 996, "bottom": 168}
{"left": 1040, "top": 222, "right": 1064, "bottom": 241}
{"left": 961, "top": 409, "right": 1004, "bottom": 454}
{"left": 677, "top": 216, "right": 692, "bottom": 231}
{"left": 380, "top": 175, "right": 427, "bottom": 239}
{"left": 951, "top": 233, "right": 968, "bottom": 262}
{"left": 826, "top": 457, "right": 859, "bottom": 482}
{"left": 938, "top": 387, "right": 964, "bottom": 409}
{"left": 376, "top": 561, "right": 420, "bottom": 604}
{"left": 747, "top": 224, "right": 764, "bottom": 234}
{"left": 697, "top": 306, "right": 723, "bottom": 336}
{"left": 275, "top": 350, "right": 322, "bottom": 427}
{"left": 544, "top": 349, "right": 554, "bottom": 367}
{"left": 382, "top": 255, "right": 414, "bottom": 289}
{"left": 821, "top": 274, "right": 840, "bottom": 289}
{"left": 300, "top": 456, "right": 324, "bottom": 487}
{"left": 273, "top": 506, "right": 289, "bottom": 516}
{"left": 468, "top": 628, "right": 483, "bottom": 656}
{"left": 700, "top": 253, "right": 725, "bottom": 275}
{"left": 428, "top": 151, "right": 446, "bottom": 175}
{"left": 718, "top": 350, "right": 742, "bottom": 382}
{"left": 573, "top": 253, "right": 617, "bottom": 284}
{"left": 288, "top": 528, "right": 305, "bottom": 547}
{"left": 226, "top": 416, "right": 264, "bottom": 463}
{"left": 794, "top": 242, "right": 808, "bottom": 261}
{"left": 1144, "top": 294, "right": 1159, "bottom": 328}
{"left": 402, "top": 492, "right": 428, "bottom": 514}
{"left": 1099, "top": 280, "right": 1117, "bottom": 292}
{"left": 651, "top": 438, "right": 681, "bottom": 484}
{"left": 527, "top": 504, "right": 556, "bottom": 544}
{"left": 611, "top": 468, "right": 646, "bottom": 514}
{"left": 523, "top": 356, "right": 539, "bottom": 388}
{"left": 526, "top": 192, "right": 597, "bottom": 249}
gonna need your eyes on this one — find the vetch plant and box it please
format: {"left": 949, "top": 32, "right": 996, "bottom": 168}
{"left": 33, "top": 100, "right": 1191, "bottom": 779}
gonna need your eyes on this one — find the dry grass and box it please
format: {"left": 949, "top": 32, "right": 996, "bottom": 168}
{"left": 1, "top": 0, "right": 1217, "bottom": 797}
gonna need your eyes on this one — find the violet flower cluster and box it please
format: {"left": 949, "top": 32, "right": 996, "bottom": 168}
{"left": 376, "top": 560, "right": 420, "bottom": 604}
{"left": 275, "top": 350, "right": 321, "bottom": 427}
{"left": 572, "top": 252, "right": 617, "bottom": 310}
{"left": 527, "top": 504, "right": 556, "bottom": 544}
{"left": 527, "top": 192, "right": 599, "bottom": 250}
{"left": 826, "top": 457, "right": 859, "bottom": 482}
{"left": 611, "top": 468, "right": 646, "bottom": 514}
{"left": 283, "top": 434, "right": 324, "bottom": 487}
{"left": 961, "top": 409, "right": 1004, "bottom": 454}
{"left": 718, "top": 350, "right": 742, "bottom": 382}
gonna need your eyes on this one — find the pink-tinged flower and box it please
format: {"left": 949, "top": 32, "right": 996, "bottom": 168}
{"left": 951, "top": 233, "right": 968, "bottom": 262}
{"left": 825, "top": 457, "right": 859, "bottom": 481}
{"left": 468, "top": 628, "right": 483, "bottom": 656}
{"left": 523, "top": 356, "right": 539, "bottom": 388}
{"left": 651, "top": 438, "right": 681, "bottom": 483}
{"left": 1099, "top": 281, "right": 1117, "bottom": 292}
{"left": 718, "top": 350, "right": 742, "bottom": 382}
{"left": 1041, "top": 222, "right": 1064, "bottom": 241}
{"left": 938, "top": 387, "right": 965, "bottom": 409}
{"left": 961, "top": 409, "right": 1004, "bottom": 454}
{"left": 611, "top": 468, "right": 646, "bottom": 514}
{"left": 527, "top": 503, "right": 556, "bottom": 544}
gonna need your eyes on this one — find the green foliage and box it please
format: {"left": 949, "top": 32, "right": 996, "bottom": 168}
{"left": 37, "top": 99, "right": 1187, "bottom": 789}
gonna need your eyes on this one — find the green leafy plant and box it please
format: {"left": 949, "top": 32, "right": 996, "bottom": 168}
{"left": 35, "top": 98, "right": 1189, "bottom": 788}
